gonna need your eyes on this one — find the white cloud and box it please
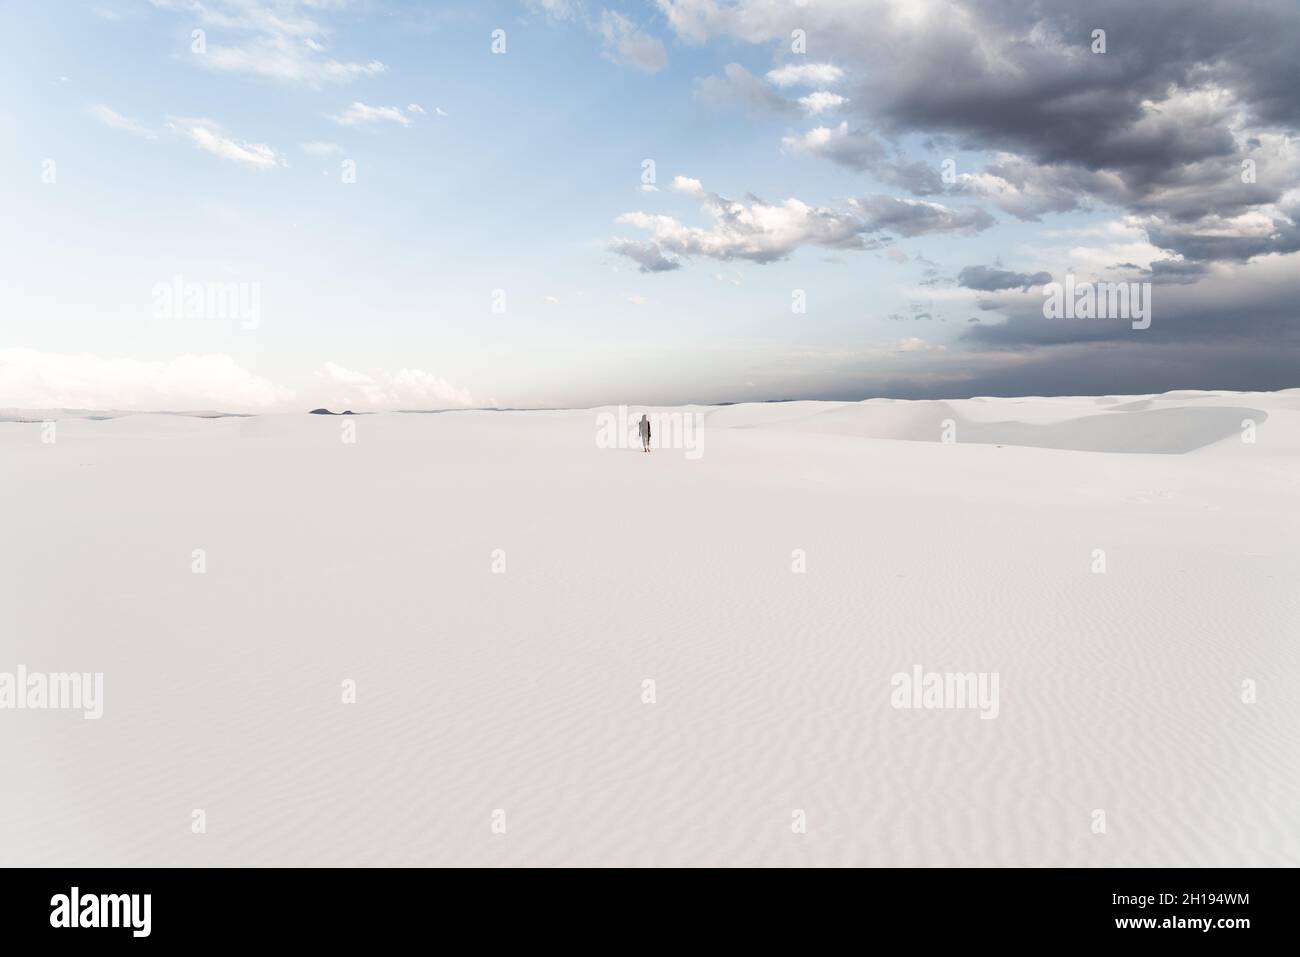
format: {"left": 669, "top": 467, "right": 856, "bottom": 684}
{"left": 151, "top": 0, "right": 387, "bottom": 88}
{"left": 1027, "top": 218, "right": 1168, "bottom": 279}
{"left": 205, "top": 40, "right": 386, "bottom": 86}
{"left": 92, "top": 104, "right": 156, "bottom": 138}
{"left": 301, "top": 140, "right": 342, "bottom": 155}
{"left": 610, "top": 175, "right": 993, "bottom": 269}
{"left": 766, "top": 62, "right": 844, "bottom": 88}
{"left": 315, "top": 362, "right": 474, "bottom": 410}
{"left": 612, "top": 175, "right": 878, "bottom": 266}
{"left": 544, "top": 295, "right": 561, "bottom": 304}
{"left": 599, "top": 10, "right": 668, "bottom": 73}
{"left": 0, "top": 349, "right": 293, "bottom": 412}
{"left": 798, "top": 91, "right": 848, "bottom": 115}
{"left": 331, "top": 102, "right": 413, "bottom": 127}
{"left": 170, "top": 118, "right": 286, "bottom": 169}
{"left": 406, "top": 103, "right": 425, "bottom": 114}
{"left": 626, "top": 294, "right": 648, "bottom": 306}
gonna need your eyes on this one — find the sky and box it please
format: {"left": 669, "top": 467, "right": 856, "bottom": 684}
{"left": 1, "top": 0, "right": 1298, "bottom": 412}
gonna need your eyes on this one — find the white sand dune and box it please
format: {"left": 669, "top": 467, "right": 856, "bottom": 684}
{"left": 2, "top": 390, "right": 1297, "bottom": 866}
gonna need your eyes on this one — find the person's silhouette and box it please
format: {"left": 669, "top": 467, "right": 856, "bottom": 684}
{"left": 638, "top": 413, "right": 651, "bottom": 452}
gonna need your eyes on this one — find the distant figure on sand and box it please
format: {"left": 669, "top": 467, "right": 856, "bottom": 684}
{"left": 639, "top": 413, "right": 652, "bottom": 452}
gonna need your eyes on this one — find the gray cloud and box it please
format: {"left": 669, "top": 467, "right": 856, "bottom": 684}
{"left": 608, "top": 239, "right": 681, "bottom": 273}
{"left": 782, "top": 124, "right": 945, "bottom": 194}
{"left": 650, "top": 0, "right": 1300, "bottom": 394}
{"left": 697, "top": 63, "right": 797, "bottom": 114}
{"left": 961, "top": 253, "right": 1300, "bottom": 349}
{"left": 667, "top": 0, "right": 1300, "bottom": 263}
{"left": 609, "top": 178, "right": 992, "bottom": 269}
{"left": 958, "top": 265, "right": 1052, "bottom": 291}
{"left": 853, "top": 195, "right": 994, "bottom": 237}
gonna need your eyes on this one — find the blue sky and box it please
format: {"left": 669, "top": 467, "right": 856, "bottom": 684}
{"left": 2, "top": 1, "right": 1297, "bottom": 410}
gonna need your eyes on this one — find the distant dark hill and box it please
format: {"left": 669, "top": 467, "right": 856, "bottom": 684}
{"left": 309, "top": 408, "right": 355, "bottom": 415}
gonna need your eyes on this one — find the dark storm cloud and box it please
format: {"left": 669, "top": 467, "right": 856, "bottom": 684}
{"left": 689, "top": 0, "right": 1300, "bottom": 258}
{"left": 1144, "top": 259, "right": 1211, "bottom": 284}
{"left": 864, "top": 0, "right": 1300, "bottom": 259}
{"left": 960, "top": 257, "right": 1300, "bottom": 349}
{"left": 852, "top": 0, "right": 1300, "bottom": 170}
{"left": 653, "top": 0, "right": 1300, "bottom": 393}
{"left": 1144, "top": 202, "right": 1300, "bottom": 262}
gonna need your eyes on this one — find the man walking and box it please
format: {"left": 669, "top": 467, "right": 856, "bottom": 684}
{"left": 639, "top": 413, "right": 652, "bottom": 452}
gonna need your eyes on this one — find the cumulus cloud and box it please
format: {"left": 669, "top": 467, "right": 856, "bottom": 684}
{"left": 315, "top": 362, "right": 474, "bottom": 410}
{"left": 611, "top": 175, "right": 876, "bottom": 266}
{"left": 1143, "top": 201, "right": 1300, "bottom": 262}
{"left": 657, "top": 0, "right": 1300, "bottom": 269}
{"left": 798, "top": 91, "right": 849, "bottom": 116}
{"left": 608, "top": 175, "right": 992, "bottom": 269}
{"left": 0, "top": 349, "right": 293, "bottom": 412}
{"left": 783, "top": 123, "right": 886, "bottom": 170}
{"left": 700, "top": 62, "right": 851, "bottom": 115}
{"left": 766, "top": 62, "right": 844, "bottom": 88}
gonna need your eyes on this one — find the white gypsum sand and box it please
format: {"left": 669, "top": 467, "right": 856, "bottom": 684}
{"left": 1, "top": 390, "right": 1298, "bottom": 866}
